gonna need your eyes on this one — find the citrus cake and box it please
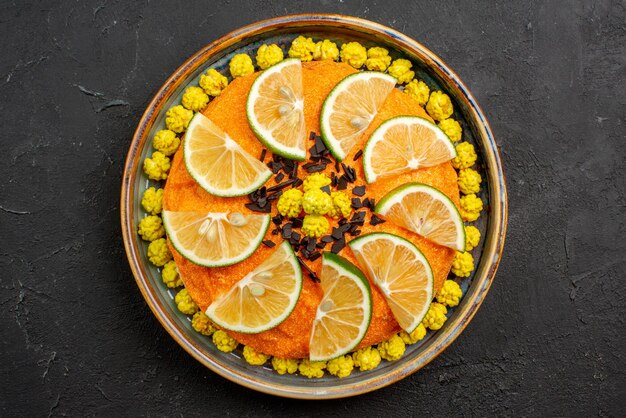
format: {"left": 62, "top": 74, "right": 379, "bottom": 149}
{"left": 138, "top": 36, "right": 484, "bottom": 378}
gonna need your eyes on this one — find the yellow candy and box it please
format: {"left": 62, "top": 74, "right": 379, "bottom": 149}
{"left": 256, "top": 44, "right": 284, "bottom": 70}
{"left": 199, "top": 69, "right": 228, "bottom": 96}
{"left": 340, "top": 42, "right": 367, "bottom": 68}
{"left": 229, "top": 53, "right": 254, "bottom": 78}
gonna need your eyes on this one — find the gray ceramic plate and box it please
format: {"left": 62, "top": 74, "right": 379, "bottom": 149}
{"left": 121, "top": 14, "right": 507, "bottom": 399}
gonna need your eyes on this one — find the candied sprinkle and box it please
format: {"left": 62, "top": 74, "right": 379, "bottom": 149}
{"left": 288, "top": 35, "right": 316, "bottom": 62}
{"left": 426, "top": 90, "right": 454, "bottom": 121}
{"left": 313, "top": 39, "right": 339, "bottom": 61}
{"left": 302, "top": 172, "right": 331, "bottom": 192}
{"left": 327, "top": 355, "right": 354, "bottom": 378}
{"left": 141, "top": 187, "right": 164, "bottom": 215}
{"left": 147, "top": 238, "right": 171, "bottom": 267}
{"left": 256, "top": 44, "right": 284, "bottom": 70}
{"left": 181, "top": 86, "right": 209, "bottom": 112}
{"left": 138, "top": 215, "right": 165, "bottom": 242}
{"left": 352, "top": 346, "right": 381, "bottom": 371}
{"left": 422, "top": 302, "right": 448, "bottom": 331}
{"left": 174, "top": 288, "right": 199, "bottom": 315}
{"left": 387, "top": 58, "right": 414, "bottom": 84}
{"left": 161, "top": 260, "right": 183, "bottom": 288}
{"left": 452, "top": 141, "right": 478, "bottom": 169}
{"left": 301, "top": 214, "right": 330, "bottom": 238}
{"left": 328, "top": 191, "right": 352, "bottom": 219}
{"left": 378, "top": 334, "right": 406, "bottom": 361}
{"left": 340, "top": 42, "right": 367, "bottom": 68}
{"left": 399, "top": 323, "right": 427, "bottom": 345}
{"left": 451, "top": 251, "right": 474, "bottom": 278}
{"left": 465, "top": 225, "right": 481, "bottom": 251}
{"left": 153, "top": 129, "right": 180, "bottom": 156}
{"left": 458, "top": 168, "right": 482, "bottom": 194}
{"left": 438, "top": 118, "right": 463, "bottom": 142}
{"left": 143, "top": 151, "right": 171, "bottom": 181}
{"left": 272, "top": 357, "right": 299, "bottom": 375}
{"left": 298, "top": 359, "right": 326, "bottom": 378}
{"left": 302, "top": 189, "right": 333, "bottom": 215}
{"left": 404, "top": 79, "right": 430, "bottom": 106}
{"left": 436, "top": 280, "right": 463, "bottom": 307}
{"left": 191, "top": 312, "right": 217, "bottom": 336}
{"left": 276, "top": 188, "right": 303, "bottom": 217}
{"left": 365, "top": 47, "right": 392, "bottom": 71}
{"left": 229, "top": 53, "right": 255, "bottom": 78}
{"left": 165, "top": 105, "right": 193, "bottom": 133}
{"left": 242, "top": 345, "right": 270, "bottom": 365}
{"left": 460, "top": 194, "right": 483, "bottom": 222}
{"left": 199, "top": 69, "right": 228, "bottom": 96}
{"left": 212, "top": 330, "right": 238, "bottom": 352}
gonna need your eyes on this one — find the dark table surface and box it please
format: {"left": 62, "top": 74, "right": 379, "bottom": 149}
{"left": 2, "top": 1, "right": 625, "bottom": 416}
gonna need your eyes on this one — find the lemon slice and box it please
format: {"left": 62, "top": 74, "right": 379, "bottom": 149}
{"left": 375, "top": 183, "right": 466, "bottom": 251}
{"left": 183, "top": 113, "right": 272, "bottom": 197}
{"left": 362, "top": 116, "right": 456, "bottom": 183}
{"left": 309, "top": 253, "right": 372, "bottom": 361}
{"left": 205, "top": 241, "right": 302, "bottom": 333}
{"left": 320, "top": 72, "right": 396, "bottom": 161}
{"left": 162, "top": 211, "right": 270, "bottom": 267}
{"left": 348, "top": 232, "right": 433, "bottom": 333}
{"left": 246, "top": 58, "right": 306, "bottom": 160}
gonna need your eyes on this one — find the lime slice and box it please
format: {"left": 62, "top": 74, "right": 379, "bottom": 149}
{"left": 246, "top": 58, "right": 306, "bottom": 160}
{"left": 309, "top": 252, "right": 372, "bottom": 361}
{"left": 162, "top": 210, "right": 270, "bottom": 267}
{"left": 206, "top": 241, "right": 302, "bottom": 333}
{"left": 362, "top": 116, "right": 456, "bottom": 183}
{"left": 348, "top": 232, "right": 433, "bottom": 333}
{"left": 183, "top": 113, "right": 272, "bottom": 197}
{"left": 375, "top": 183, "right": 465, "bottom": 251}
{"left": 320, "top": 72, "right": 396, "bottom": 161}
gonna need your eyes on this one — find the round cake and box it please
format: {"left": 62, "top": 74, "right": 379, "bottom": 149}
{"left": 163, "top": 60, "right": 458, "bottom": 359}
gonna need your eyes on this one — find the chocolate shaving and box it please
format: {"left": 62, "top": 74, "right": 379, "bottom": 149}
{"left": 272, "top": 214, "right": 284, "bottom": 225}
{"left": 337, "top": 176, "right": 348, "bottom": 190}
{"left": 297, "top": 256, "right": 320, "bottom": 282}
{"left": 274, "top": 172, "right": 284, "bottom": 183}
{"left": 353, "top": 149, "right": 363, "bottom": 161}
{"left": 245, "top": 202, "right": 271, "bottom": 213}
{"left": 321, "top": 185, "right": 331, "bottom": 195}
{"left": 370, "top": 214, "right": 386, "bottom": 226}
{"left": 321, "top": 235, "right": 334, "bottom": 243}
{"left": 260, "top": 149, "right": 267, "bottom": 162}
{"left": 352, "top": 186, "right": 366, "bottom": 196}
{"left": 331, "top": 237, "right": 346, "bottom": 254}
{"left": 291, "top": 217, "right": 303, "bottom": 228}
{"left": 308, "top": 252, "right": 322, "bottom": 261}
{"left": 292, "top": 178, "right": 303, "bottom": 188}
{"left": 351, "top": 198, "right": 362, "bottom": 209}
{"left": 262, "top": 240, "right": 276, "bottom": 248}
{"left": 281, "top": 223, "right": 293, "bottom": 239}
{"left": 305, "top": 164, "right": 327, "bottom": 173}
{"left": 267, "top": 178, "right": 296, "bottom": 192}
{"left": 349, "top": 211, "right": 366, "bottom": 225}
{"left": 267, "top": 190, "right": 283, "bottom": 201}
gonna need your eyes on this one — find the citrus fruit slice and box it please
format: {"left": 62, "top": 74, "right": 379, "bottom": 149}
{"left": 320, "top": 72, "right": 396, "bottom": 161}
{"left": 205, "top": 241, "right": 302, "bottom": 333}
{"left": 375, "top": 183, "right": 466, "bottom": 251}
{"left": 162, "top": 210, "right": 270, "bottom": 267}
{"left": 362, "top": 116, "right": 456, "bottom": 183}
{"left": 246, "top": 58, "right": 306, "bottom": 160}
{"left": 183, "top": 113, "right": 272, "bottom": 197}
{"left": 348, "top": 232, "right": 434, "bottom": 333}
{"left": 309, "top": 252, "right": 372, "bottom": 361}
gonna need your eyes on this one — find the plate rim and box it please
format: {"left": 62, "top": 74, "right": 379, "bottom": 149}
{"left": 120, "top": 13, "right": 508, "bottom": 399}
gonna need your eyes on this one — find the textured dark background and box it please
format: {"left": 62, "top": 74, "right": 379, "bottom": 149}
{"left": 1, "top": 0, "right": 624, "bottom": 416}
